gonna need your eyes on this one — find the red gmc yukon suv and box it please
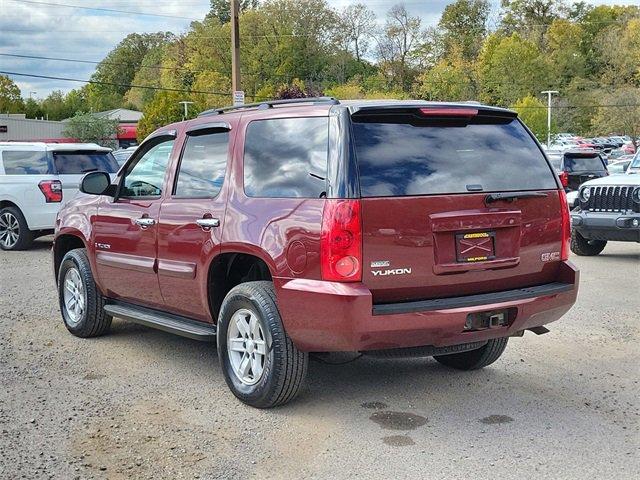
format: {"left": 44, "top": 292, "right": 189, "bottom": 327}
{"left": 53, "top": 98, "right": 579, "bottom": 408}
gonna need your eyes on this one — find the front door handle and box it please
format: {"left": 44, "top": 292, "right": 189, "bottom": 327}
{"left": 196, "top": 218, "right": 220, "bottom": 230}
{"left": 134, "top": 217, "right": 156, "bottom": 228}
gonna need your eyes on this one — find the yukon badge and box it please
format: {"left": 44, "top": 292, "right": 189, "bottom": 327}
{"left": 371, "top": 260, "right": 412, "bottom": 276}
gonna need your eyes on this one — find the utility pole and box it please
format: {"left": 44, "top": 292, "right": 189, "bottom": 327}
{"left": 230, "top": 0, "right": 241, "bottom": 101}
{"left": 541, "top": 90, "right": 558, "bottom": 148}
{"left": 179, "top": 101, "right": 194, "bottom": 120}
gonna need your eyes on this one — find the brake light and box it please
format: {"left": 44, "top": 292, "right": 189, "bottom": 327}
{"left": 320, "top": 199, "right": 362, "bottom": 282}
{"left": 419, "top": 107, "right": 478, "bottom": 117}
{"left": 38, "top": 180, "right": 63, "bottom": 203}
{"left": 559, "top": 190, "right": 571, "bottom": 261}
{"left": 558, "top": 171, "right": 569, "bottom": 188}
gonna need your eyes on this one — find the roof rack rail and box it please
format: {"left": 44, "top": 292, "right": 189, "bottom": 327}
{"left": 198, "top": 96, "right": 340, "bottom": 117}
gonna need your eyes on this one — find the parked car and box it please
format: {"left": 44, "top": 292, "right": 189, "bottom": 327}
{"left": 547, "top": 149, "right": 609, "bottom": 192}
{"left": 607, "top": 159, "right": 632, "bottom": 175}
{"left": 112, "top": 146, "right": 137, "bottom": 167}
{"left": 0, "top": 142, "right": 119, "bottom": 250}
{"left": 628, "top": 150, "right": 640, "bottom": 175}
{"left": 571, "top": 174, "right": 640, "bottom": 255}
{"left": 52, "top": 98, "right": 578, "bottom": 408}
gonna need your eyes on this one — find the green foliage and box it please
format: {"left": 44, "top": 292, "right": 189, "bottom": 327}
{"left": 207, "top": 0, "right": 259, "bottom": 24}
{"left": 477, "top": 33, "right": 549, "bottom": 106}
{"left": 62, "top": 113, "right": 121, "bottom": 149}
{"left": 511, "top": 95, "right": 549, "bottom": 141}
{"left": 415, "top": 47, "right": 476, "bottom": 101}
{"left": 137, "top": 91, "right": 185, "bottom": 141}
{"left": 438, "top": 0, "right": 489, "bottom": 61}
{"left": 592, "top": 88, "right": 640, "bottom": 144}
{"left": 0, "top": 75, "right": 24, "bottom": 113}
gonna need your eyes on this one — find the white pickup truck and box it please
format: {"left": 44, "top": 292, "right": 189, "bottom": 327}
{"left": 0, "top": 142, "right": 119, "bottom": 250}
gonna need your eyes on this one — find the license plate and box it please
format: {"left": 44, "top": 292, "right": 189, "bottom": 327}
{"left": 455, "top": 231, "right": 496, "bottom": 263}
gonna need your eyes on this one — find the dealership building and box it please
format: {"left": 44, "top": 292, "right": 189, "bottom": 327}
{"left": 0, "top": 108, "right": 141, "bottom": 148}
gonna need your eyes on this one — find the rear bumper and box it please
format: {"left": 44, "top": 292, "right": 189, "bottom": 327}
{"left": 572, "top": 211, "right": 640, "bottom": 242}
{"left": 275, "top": 261, "right": 579, "bottom": 352}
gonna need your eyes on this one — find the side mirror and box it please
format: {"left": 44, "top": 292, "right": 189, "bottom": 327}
{"left": 80, "top": 171, "right": 112, "bottom": 196}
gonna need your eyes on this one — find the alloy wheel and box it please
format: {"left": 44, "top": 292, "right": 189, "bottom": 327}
{"left": 0, "top": 212, "right": 20, "bottom": 249}
{"left": 62, "top": 267, "right": 86, "bottom": 326}
{"left": 227, "top": 308, "right": 269, "bottom": 385}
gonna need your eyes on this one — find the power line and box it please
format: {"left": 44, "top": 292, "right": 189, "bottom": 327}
{"left": 0, "top": 70, "right": 253, "bottom": 97}
{"left": 5, "top": 0, "right": 201, "bottom": 20}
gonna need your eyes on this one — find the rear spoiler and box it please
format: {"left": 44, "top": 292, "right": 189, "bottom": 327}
{"left": 347, "top": 103, "right": 517, "bottom": 118}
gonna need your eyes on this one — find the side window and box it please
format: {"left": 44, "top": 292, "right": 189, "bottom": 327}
{"left": 2, "top": 150, "right": 50, "bottom": 174}
{"left": 243, "top": 117, "right": 329, "bottom": 198}
{"left": 174, "top": 131, "right": 229, "bottom": 198}
{"left": 121, "top": 140, "right": 174, "bottom": 198}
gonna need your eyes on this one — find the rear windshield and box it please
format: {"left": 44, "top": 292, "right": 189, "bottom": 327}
{"left": 562, "top": 154, "right": 605, "bottom": 172}
{"left": 2, "top": 150, "right": 50, "bottom": 174}
{"left": 53, "top": 151, "right": 119, "bottom": 174}
{"left": 352, "top": 115, "right": 557, "bottom": 196}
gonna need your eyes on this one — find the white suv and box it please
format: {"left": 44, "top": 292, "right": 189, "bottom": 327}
{"left": 0, "top": 142, "right": 119, "bottom": 250}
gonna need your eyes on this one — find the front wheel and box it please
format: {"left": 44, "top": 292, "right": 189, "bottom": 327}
{"left": 570, "top": 230, "right": 606, "bottom": 256}
{"left": 217, "top": 281, "right": 308, "bottom": 408}
{"left": 434, "top": 337, "right": 508, "bottom": 370}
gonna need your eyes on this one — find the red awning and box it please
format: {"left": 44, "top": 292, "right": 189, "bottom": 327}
{"left": 117, "top": 124, "right": 138, "bottom": 139}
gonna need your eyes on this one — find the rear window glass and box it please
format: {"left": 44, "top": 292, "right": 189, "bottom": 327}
{"left": 53, "top": 151, "right": 119, "bottom": 174}
{"left": 562, "top": 154, "right": 605, "bottom": 172}
{"left": 244, "top": 117, "right": 328, "bottom": 198}
{"left": 2, "top": 150, "right": 49, "bottom": 174}
{"left": 352, "top": 115, "right": 557, "bottom": 196}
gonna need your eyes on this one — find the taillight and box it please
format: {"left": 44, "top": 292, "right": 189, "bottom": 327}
{"left": 558, "top": 171, "right": 569, "bottom": 188}
{"left": 559, "top": 190, "right": 571, "bottom": 261}
{"left": 38, "top": 180, "right": 63, "bottom": 203}
{"left": 320, "top": 199, "right": 362, "bottom": 282}
{"left": 419, "top": 107, "right": 478, "bottom": 117}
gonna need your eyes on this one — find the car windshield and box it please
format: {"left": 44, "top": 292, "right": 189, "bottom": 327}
{"left": 53, "top": 151, "right": 119, "bottom": 174}
{"left": 631, "top": 152, "right": 640, "bottom": 170}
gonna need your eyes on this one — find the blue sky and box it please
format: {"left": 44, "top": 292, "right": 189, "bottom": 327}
{"left": 0, "top": 0, "right": 637, "bottom": 98}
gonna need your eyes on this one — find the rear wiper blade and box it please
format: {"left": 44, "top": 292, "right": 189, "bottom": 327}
{"left": 485, "top": 192, "right": 548, "bottom": 204}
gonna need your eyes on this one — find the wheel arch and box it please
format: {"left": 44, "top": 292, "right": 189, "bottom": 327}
{"left": 53, "top": 230, "right": 89, "bottom": 283}
{"left": 206, "top": 246, "right": 275, "bottom": 323}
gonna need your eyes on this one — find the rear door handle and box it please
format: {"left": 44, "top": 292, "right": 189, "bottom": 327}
{"left": 134, "top": 217, "right": 156, "bottom": 228}
{"left": 196, "top": 218, "right": 220, "bottom": 230}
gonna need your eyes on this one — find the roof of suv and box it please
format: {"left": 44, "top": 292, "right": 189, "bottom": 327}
{"left": 0, "top": 142, "right": 111, "bottom": 152}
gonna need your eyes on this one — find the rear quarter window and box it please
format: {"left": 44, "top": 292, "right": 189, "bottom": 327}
{"left": 53, "top": 151, "right": 119, "bottom": 174}
{"left": 352, "top": 115, "right": 557, "bottom": 197}
{"left": 1, "top": 150, "right": 50, "bottom": 174}
{"left": 243, "top": 117, "right": 329, "bottom": 198}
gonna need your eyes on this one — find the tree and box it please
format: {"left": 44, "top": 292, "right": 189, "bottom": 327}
{"left": 477, "top": 33, "right": 548, "bottom": 106}
{"left": 438, "top": 0, "right": 489, "bottom": 61}
{"left": 0, "top": 75, "right": 24, "bottom": 114}
{"left": 511, "top": 94, "right": 549, "bottom": 141}
{"left": 338, "top": 3, "right": 376, "bottom": 62}
{"left": 500, "top": 0, "right": 566, "bottom": 46}
{"left": 137, "top": 91, "right": 185, "bottom": 141}
{"left": 62, "top": 113, "right": 121, "bottom": 149}
{"left": 414, "top": 47, "right": 476, "bottom": 101}
{"left": 376, "top": 4, "right": 423, "bottom": 92}
{"left": 546, "top": 19, "right": 586, "bottom": 88}
{"left": 207, "top": 0, "right": 259, "bottom": 24}
{"left": 591, "top": 88, "right": 640, "bottom": 146}
{"left": 88, "top": 32, "right": 174, "bottom": 111}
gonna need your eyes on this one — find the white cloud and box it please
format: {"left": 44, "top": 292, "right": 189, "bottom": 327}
{"left": 0, "top": 0, "right": 638, "bottom": 97}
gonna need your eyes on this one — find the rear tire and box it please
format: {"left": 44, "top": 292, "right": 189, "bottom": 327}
{"left": 217, "top": 281, "right": 308, "bottom": 408}
{"left": 434, "top": 337, "right": 508, "bottom": 370}
{"left": 58, "top": 248, "right": 112, "bottom": 338}
{"left": 570, "top": 230, "right": 606, "bottom": 256}
{"left": 0, "top": 206, "right": 33, "bottom": 251}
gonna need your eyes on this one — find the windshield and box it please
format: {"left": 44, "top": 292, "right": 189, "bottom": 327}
{"left": 352, "top": 114, "right": 557, "bottom": 196}
{"left": 631, "top": 151, "right": 640, "bottom": 170}
{"left": 53, "top": 151, "right": 119, "bottom": 174}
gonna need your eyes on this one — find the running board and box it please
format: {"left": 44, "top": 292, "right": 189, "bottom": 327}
{"left": 104, "top": 303, "right": 216, "bottom": 341}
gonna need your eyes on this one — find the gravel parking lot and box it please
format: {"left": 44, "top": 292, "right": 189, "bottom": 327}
{"left": 1, "top": 238, "right": 638, "bottom": 479}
